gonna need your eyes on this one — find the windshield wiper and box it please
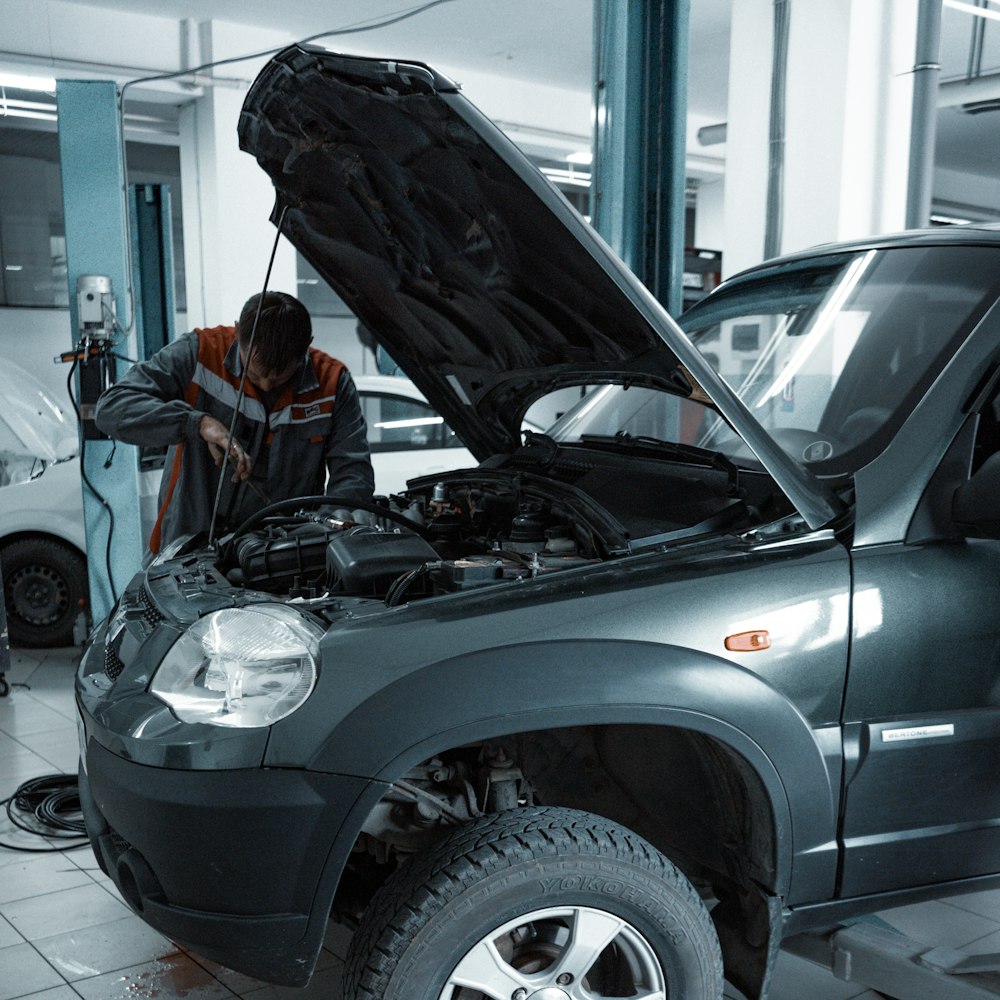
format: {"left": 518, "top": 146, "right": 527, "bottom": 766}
{"left": 580, "top": 432, "right": 743, "bottom": 498}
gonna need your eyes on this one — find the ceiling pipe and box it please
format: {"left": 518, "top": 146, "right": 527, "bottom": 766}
{"left": 0, "top": 49, "right": 248, "bottom": 91}
{"left": 906, "top": 0, "right": 943, "bottom": 229}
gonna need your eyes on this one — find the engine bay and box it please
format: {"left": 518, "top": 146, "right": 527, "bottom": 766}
{"left": 203, "top": 444, "right": 783, "bottom": 608}
{"left": 223, "top": 475, "right": 608, "bottom": 604}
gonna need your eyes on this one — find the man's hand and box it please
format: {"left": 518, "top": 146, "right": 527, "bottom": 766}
{"left": 199, "top": 415, "right": 252, "bottom": 482}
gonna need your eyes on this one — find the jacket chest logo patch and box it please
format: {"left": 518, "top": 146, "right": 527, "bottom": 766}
{"left": 301, "top": 403, "right": 321, "bottom": 419}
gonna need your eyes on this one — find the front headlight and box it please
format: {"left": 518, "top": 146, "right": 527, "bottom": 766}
{"left": 150, "top": 605, "right": 322, "bottom": 728}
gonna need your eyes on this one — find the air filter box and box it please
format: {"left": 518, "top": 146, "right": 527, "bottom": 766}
{"left": 326, "top": 527, "right": 438, "bottom": 593}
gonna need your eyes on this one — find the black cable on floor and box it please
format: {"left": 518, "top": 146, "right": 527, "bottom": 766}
{"left": 0, "top": 774, "right": 88, "bottom": 852}
{"left": 66, "top": 358, "right": 118, "bottom": 604}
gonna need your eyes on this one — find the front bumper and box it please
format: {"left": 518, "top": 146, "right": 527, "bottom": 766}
{"left": 79, "top": 738, "right": 372, "bottom": 985}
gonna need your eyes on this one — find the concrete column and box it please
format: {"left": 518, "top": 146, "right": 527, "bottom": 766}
{"left": 179, "top": 19, "right": 297, "bottom": 331}
{"left": 723, "top": 0, "right": 918, "bottom": 278}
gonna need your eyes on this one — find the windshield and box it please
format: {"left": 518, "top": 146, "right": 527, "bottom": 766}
{"left": 0, "top": 360, "right": 77, "bottom": 488}
{"left": 550, "top": 246, "right": 1000, "bottom": 476}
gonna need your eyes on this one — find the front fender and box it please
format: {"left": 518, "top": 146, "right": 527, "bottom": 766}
{"left": 299, "top": 639, "right": 839, "bottom": 905}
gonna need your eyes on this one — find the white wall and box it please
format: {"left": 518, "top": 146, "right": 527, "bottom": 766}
{"left": 4, "top": 0, "right": 1000, "bottom": 366}
{"left": 0, "top": 1, "right": 599, "bottom": 376}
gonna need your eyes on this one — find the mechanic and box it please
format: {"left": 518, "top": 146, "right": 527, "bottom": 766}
{"left": 95, "top": 291, "right": 375, "bottom": 553}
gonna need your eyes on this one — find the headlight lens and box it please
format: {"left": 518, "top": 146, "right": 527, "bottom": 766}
{"left": 150, "top": 605, "right": 321, "bottom": 728}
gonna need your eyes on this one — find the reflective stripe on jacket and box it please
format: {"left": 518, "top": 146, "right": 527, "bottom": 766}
{"left": 95, "top": 326, "right": 374, "bottom": 552}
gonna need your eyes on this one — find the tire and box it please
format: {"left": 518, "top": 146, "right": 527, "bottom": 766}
{"left": 2, "top": 539, "right": 87, "bottom": 647}
{"left": 344, "top": 806, "right": 724, "bottom": 1000}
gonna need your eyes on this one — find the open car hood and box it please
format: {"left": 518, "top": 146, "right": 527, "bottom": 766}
{"left": 0, "top": 359, "right": 77, "bottom": 469}
{"left": 239, "top": 45, "right": 842, "bottom": 529}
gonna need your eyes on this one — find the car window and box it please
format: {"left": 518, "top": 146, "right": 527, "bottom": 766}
{"left": 679, "top": 246, "right": 1000, "bottom": 474}
{"left": 360, "top": 393, "right": 463, "bottom": 453}
{"left": 546, "top": 385, "right": 713, "bottom": 448}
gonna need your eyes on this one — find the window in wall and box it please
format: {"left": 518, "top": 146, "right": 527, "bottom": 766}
{"left": 0, "top": 125, "right": 186, "bottom": 310}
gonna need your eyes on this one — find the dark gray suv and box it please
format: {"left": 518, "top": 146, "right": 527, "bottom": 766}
{"left": 75, "top": 45, "right": 1000, "bottom": 1000}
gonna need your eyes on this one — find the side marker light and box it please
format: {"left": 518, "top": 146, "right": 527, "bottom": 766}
{"left": 725, "top": 630, "right": 771, "bottom": 652}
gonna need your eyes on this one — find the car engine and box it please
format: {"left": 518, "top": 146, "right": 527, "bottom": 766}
{"left": 220, "top": 471, "right": 614, "bottom": 605}
{"left": 200, "top": 436, "right": 770, "bottom": 611}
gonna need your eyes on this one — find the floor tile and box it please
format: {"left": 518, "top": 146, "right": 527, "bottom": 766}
{"left": 188, "top": 933, "right": 342, "bottom": 995}
{"left": 0, "top": 852, "right": 93, "bottom": 904}
{"left": 0, "top": 731, "right": 31, "bottom": 757}
{"left": 0, "top": 695, "right": 76, "bottom": 737}
{"left": 34, "top": 913, "right": 181, "bottom": 982}
{"left": 322, "top": 920, "right": 353, "bottom": 962}
{"left": 20, "top": 685, "right": 79, "bottom": 721}
{"left": 766, "top": 949, "right": 875, "bottom": 1000}
{"left": 876, "top": 898, "right": 1000, "bottom": 950}
{"left": 3, "top": 649, "right": 44, "bottom": 687}
{"left": 15, "top": 729, "right": 81, "bottom": 772}
{"left": 0, "top": 941, "right": 64, "bottom": 1000}
{"left": 184, "top": 953, "right": 271, "bottom": 996}
{"left": 0, "top": 750, "right": 63, "bottom": 801}
{"left": 20, "top": 660, "right": 81, "bottom": 692}
{"left": 71, "top": 953, "right": 236, "bottom": 1000}
{"left": 63, "top": 851, "right": 109, "bottom": 883}
{"left": 0, "top": 915, "right": 22, "bottom": 949}
{"left": 1, "top": 881, "right": 128, "bottom": 940}
{"left": 944, "top": 888, "right": 1000, "bottom": 924}
{"left": 241, "top": 962, "right": 343, "bottom": 1000}
{"left": 13, "top": 988, "right": 83, "bottom": 1000}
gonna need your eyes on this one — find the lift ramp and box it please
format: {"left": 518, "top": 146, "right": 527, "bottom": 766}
{"left": 785, "top": 921, "right": 1000, "bottom": 999}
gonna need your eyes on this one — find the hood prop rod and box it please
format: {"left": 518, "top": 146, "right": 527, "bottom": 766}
{"left": 208, "top": 204, "right": 288, "bottom": 548}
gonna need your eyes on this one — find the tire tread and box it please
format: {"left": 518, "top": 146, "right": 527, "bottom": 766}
{"left": 344, "top": 805, "right": 723, "bottom": 1000}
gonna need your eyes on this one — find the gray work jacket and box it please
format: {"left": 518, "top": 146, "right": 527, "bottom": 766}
{"left": 94, "top": 327, "right": 374, "bottom": 550}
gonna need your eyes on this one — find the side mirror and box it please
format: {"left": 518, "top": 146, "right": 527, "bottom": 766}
{"left": 953, "top": 452, "right": 1000, "bottom": 538}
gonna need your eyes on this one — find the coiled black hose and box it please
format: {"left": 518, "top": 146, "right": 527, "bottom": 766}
{"left": 1, "top": 774, "right": 87, "bottom": 852}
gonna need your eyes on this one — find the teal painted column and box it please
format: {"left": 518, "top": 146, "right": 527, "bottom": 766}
{"left": 592, "top": 0, "right": 690, "bottom": 316}
{"left": 130, "top": 183, "right": 176, "bottom": 360}
{"left": 57, "top": 80, "right": 144, "bottom": 624}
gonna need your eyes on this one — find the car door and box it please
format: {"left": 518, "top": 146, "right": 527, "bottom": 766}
{"left": 838, "top": 398, "right": 1000, "bottom": 897}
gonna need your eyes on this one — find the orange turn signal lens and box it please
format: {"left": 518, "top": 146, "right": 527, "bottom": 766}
{"left": 725, "top": 630, "right": 771, "bottom": 652}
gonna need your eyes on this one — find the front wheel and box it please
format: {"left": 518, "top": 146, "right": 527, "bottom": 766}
{"left": 344, "top": 806, "right": 723, "bottom": 1000}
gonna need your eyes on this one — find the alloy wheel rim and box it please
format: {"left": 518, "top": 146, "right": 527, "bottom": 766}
{"left": 438, "top": 904, "right": 666, "bottom": 1000}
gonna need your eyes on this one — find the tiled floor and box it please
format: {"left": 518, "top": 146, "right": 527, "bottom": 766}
{"left": 4, "top": 646, "right": 1000, "bottom": 1000}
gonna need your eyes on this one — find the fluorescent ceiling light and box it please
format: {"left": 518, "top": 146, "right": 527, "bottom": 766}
{"left": 943, "top": 0, "right": 1000, "bottom": 23}
{"left": 0, "top": 72, "right": 57, "bottom": 92}
{"left": 566, "top": 150, "right": 593, "bottom": 165}
{"left": 375, "top": 417, "right": 444, "bottom": 430}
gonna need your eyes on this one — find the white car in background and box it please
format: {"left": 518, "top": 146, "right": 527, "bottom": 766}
{"left": 0, "top": 368, "right": 504, "bottom": 646}
{"left": 0, "top": 360, "right": 87, "bottom": 647}
{"left": 355, "top": 374, "right": 482, "bottom": 494}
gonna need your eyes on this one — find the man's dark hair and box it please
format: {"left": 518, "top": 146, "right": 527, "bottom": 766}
{"left": 237, "top": 292, "right": 311, "bottom": 373}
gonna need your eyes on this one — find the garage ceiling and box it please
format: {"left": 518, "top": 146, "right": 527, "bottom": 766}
{"left": 3, "top": 1, "right": 999, "bottom": 205}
